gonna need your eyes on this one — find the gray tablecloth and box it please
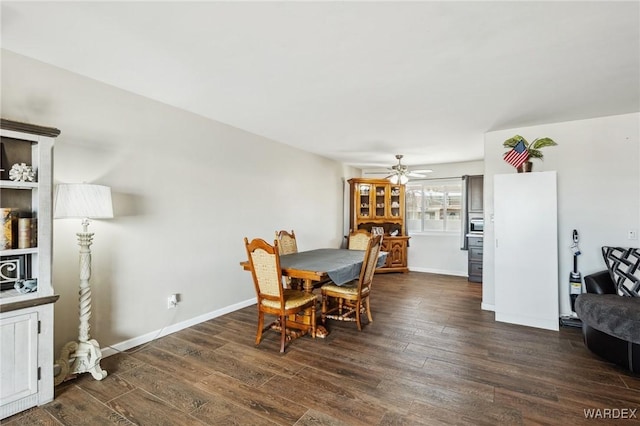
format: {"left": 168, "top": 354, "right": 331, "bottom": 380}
{"left": 280, "top": 248, "right": 387, "bottom": 286}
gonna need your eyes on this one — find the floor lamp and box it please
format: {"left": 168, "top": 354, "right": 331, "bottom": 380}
{"left": 53, "top": 183, "right": 113, "bottom": 385}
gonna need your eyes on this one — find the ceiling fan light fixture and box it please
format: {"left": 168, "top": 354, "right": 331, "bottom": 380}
{"left": 387, "top": 154, "right": 412, "bottom": 184}
{"left": 388, "top": 172, "right": 409, "bottom": 185}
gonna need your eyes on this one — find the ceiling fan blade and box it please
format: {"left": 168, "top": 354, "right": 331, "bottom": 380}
{"left": 407, "top": 169, "right": 433, "bottom": 178}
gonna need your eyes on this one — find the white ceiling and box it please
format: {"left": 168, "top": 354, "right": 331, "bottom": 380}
{"left": 1, "top": 1, "right": 638, "bottom": 169}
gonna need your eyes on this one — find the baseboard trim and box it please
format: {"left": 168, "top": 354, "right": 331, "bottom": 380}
{"left": 481, "top": 303, "right": 495, "bottom": 312}
{"left": 495, "top": 312, "right": 559, "bottom": 332}
{"left": 101, "top": 297, "right": 256, "bottom": 358}
{"left": 408, "top": 266, "right": 467, "bottom": 277}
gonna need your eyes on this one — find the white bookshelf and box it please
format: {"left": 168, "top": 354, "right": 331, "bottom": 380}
{"left": 0, "top": 119, "right": 59, "bottom": 419}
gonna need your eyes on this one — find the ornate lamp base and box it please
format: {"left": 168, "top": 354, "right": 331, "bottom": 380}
{"left": 55, "top": 339, "right": 107, "bottom": 385}
{"left": 54, "top": 223, "right": 108, "bottom": 385}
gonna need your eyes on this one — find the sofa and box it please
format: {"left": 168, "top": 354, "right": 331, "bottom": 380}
{"left": 575, "top": 247, "right": 640, "bottom": 372}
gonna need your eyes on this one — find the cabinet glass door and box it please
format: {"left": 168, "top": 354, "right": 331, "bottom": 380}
{"left": 389, "top": 185, "right": 402, "bottom": 218}
{"left": 373, "top": 184, "right": 387, "bottom": 218}
{"left": 356, "top": 184, "right": 372, "bottom": 219}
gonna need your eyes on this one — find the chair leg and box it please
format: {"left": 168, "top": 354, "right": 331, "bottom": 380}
{"left": 365, "top": 296, "right": 373, "bottom": 323}
{"left": 280, "top": 315, "right": 287, "bottom": 353}
{"left": 355, "top": 300, "right": 362, "bottom": 331}
{"left": 321, "top": 294, "right": 327, "bottom": 325}
{"left": 256, "top": 310, "right": 264, "bottom": 345}
{"left": 311, "top": 302, "right": 317, "bottom": 338}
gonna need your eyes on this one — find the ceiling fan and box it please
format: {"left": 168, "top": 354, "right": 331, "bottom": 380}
{"left": 366, "top": 154, "right": 432, "bottom": 184}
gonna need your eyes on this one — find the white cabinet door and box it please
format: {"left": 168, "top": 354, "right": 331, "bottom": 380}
{"left": 494, "top": 171, "right": 559, "bottom": 331}
{"left": 0, "top": 311, "right": 38, "bottom": 406}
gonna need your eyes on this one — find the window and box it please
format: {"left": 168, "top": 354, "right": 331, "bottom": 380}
{"left": 406, "top": 179, "right": 462, "bottom": 233}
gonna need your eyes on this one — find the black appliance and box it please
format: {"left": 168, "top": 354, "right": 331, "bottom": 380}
{"left": 469, "top": 217, "right": 484, "bottom": 233}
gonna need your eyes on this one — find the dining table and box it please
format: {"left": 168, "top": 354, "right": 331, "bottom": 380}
{"left": 241, "top": 248, "right": 387, "bottom": 337}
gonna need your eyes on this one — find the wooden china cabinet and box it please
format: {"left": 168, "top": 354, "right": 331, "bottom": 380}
{"left": 348, "top": 178, "right": 409, "bottom": 273}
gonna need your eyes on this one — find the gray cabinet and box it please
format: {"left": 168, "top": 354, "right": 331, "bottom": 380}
{"left": 467, "top": 235, "right": 483, "bottom": 282}
{"left": 468, "top": 175, "right": 484, "bottom": 213}
{"left": 466, "top": 175, "right": 483, "bottom": 281}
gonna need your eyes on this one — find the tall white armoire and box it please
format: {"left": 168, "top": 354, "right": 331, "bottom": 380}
{"left": 494, "top": 171, "right": 559, "bottom": 331}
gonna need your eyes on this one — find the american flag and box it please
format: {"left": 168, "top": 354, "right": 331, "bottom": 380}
{"left": 504, "top": 140, "right": 529, "bottom": 168}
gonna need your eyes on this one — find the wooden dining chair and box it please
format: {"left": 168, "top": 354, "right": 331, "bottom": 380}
{"left": 244, "top": 237, "right": 317, "bottom": 352}
{"left": 347, "top": 229, "right": 372, "bottom": 250}
{"left": 276, "top": 229, "right": 298, "bottom": 255}
{"left": 275, "top": 229, "right": 301, "bottom": 289}
{"left": 321, "top": 234, "right": 382, "bottom": 331}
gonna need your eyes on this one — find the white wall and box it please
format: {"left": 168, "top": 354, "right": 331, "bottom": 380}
{"left": 483, "top": 113, "right": 640, "bottom": 315}
{"left": 405, "top": 160, "right": 484, "bottom": 276}
{"left": 1, "top": 49, "right": 358, "bottom": 356}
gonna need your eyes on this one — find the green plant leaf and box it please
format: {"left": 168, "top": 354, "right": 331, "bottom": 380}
{"left": 502, "top": 135, "right": 529, "bottom": 148}
{"left": 527, "top": 149, "right": 544, "bottom": 159}
{"left": 530, "top": 137, "right": 557, "bottom": 150}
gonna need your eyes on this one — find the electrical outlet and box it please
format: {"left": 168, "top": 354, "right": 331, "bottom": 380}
{"left": 167, "top": 294, "right": 178, "bottom": 309}
{"left": 629, "top": 230, "right": 638, "bottom": 240}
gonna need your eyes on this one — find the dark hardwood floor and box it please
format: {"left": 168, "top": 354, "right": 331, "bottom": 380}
{"left": 5, "top": 272, "right": 640, "bottom": 425}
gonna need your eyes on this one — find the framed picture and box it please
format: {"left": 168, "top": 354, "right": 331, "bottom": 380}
{"left": 372, "top": 226, "right": 384, "bottom": 237}
{"left": 0, "top": 254, "right": 27, "bottom": 291}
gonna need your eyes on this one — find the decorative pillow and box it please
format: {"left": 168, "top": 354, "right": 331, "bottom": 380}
{"left": 602, "top": 246, "right": 640, "bottom": 297}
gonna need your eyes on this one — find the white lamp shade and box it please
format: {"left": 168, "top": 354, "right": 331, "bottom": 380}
{"left": 389, "top": 174, "right": 409, "bottom": 185}
{"left": 54, "top": 184, "right": 114, "bottom": 219}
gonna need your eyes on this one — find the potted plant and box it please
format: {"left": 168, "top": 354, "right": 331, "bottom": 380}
{"left": 503, "top": 135, "right": 557, "bottom": 172}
